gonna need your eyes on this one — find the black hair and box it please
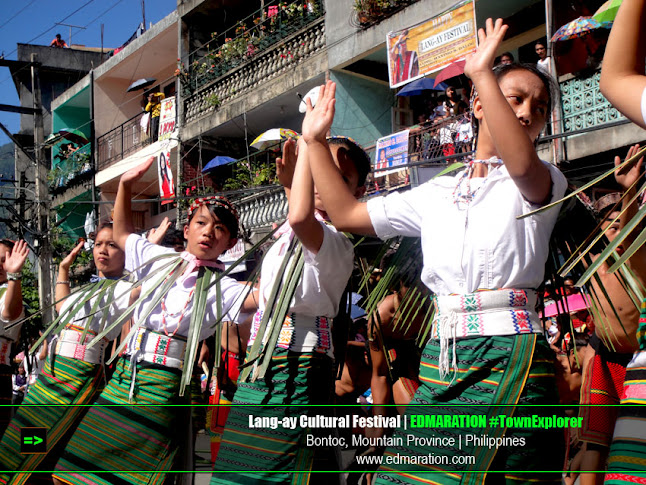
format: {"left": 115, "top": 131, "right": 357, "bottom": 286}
{"left": 97, "top": 222, "right": 113, "bottom": 232}
{"left": 327, "top": 137, "right": 371, "bottom": 186}
{"left": 500, "top": 51, "right": 514, "bottom": 62}
{"left": 535, "top": 40, "right": 546, "bottom": 48}
{"left": 0, "top": 239, "right": 14, "bottom": 252}
{"left": 161, "top": 228, "right": 185, "bottom": 248}
{"left": 492, "top": 62, "right": 557, "bottom": 113}
{"left": 188, "top": 204, "right": 239, "bottom": 240}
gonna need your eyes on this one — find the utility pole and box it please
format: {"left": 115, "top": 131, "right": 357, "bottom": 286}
{"left": 31, "top": 53, "right": 53, "bottom": 326}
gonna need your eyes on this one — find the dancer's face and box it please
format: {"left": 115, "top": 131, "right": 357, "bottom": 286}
{"left": 184, "top": 205, "right": 236, "bottom": 261}
{"left": 93, "top": 227, "right": 125, "bottom": 277}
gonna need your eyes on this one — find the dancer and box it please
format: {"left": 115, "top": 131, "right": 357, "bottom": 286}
{"left": 598, "top": 1, "right": 646, "bottom": 480}
{"left": 306, "top": 19, "right": 567, "bottom": 482}
{"left": 52, "top": 157, "right": 250, "bottom": 485}
{"left": 0, "top": 239, "right": 28, "bottom": 436}
{"left": 211, "top": 135, "right": 369, "bottom": 483}
{"left": 0, "top": 225, "right": 131, "bottom": 484}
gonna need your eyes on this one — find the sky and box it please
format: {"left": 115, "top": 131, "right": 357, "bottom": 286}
{"left": 0, "top": 0, "right": 177, "bottom": 145}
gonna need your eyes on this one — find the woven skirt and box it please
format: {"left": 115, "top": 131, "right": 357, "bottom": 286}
{"left": 374, "top": 333, "right": 562, "bottom": 485}
{"left": 210, "top": 349, "right": 334, "bottom": 485}
{"left": 605, "top": 301, "right": 646, "bottom": 484}
{"left": 52, "top": 356, "right": 186, "bottom": 485}
{"left": 0, "top": 355, "right": 103, "bottom": 485}
{"left": 0, "top": 364, "right": 11, "bottom": 437}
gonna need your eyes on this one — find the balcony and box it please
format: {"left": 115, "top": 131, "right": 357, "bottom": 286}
{"left": 352, "top": 0, "right": 422, "bottom": 29}
{"left": 48, "top": 143, "right": 93, "bottom": 195}
{"left": 182, "top": 0, "right": 325, "bottom": 125}
{"left": 559, "top": 69, "right": 625, "bottom": 133}
{"left": 97, "top": 112, "right": 150, "bottom": 170}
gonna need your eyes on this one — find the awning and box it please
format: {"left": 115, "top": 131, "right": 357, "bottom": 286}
{"left": 95, "top": 137, "right": 178, "bottom": 187}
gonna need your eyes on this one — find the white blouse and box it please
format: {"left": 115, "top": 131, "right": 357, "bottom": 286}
{"left": 250, "top": 221, "right": 354, "bottom": 356}
{"left": 0, "top": 283, "right": 23, "bottom": 341}
{"left": 125, "top": 234, "right": 247, "bottom": 342}
{"left": 367, "top": 162, "right": 568, "bottom": 296}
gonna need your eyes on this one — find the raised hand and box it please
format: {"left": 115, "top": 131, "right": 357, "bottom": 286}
{"left": 59, "top": 241, "right": 84, "bottom": 271}
{"left": 148, "top": 217, "right": 172, "bottom": 245}
{"left": 464, "top": 18, "right": 508, "bottom": 80}
{"left": 276, "top": 137, "right": 297, "bottom": 189}
{"left": 4, "top": 240, "right": 29, "bottom": 274}
{"left": 302, "top": 80, "right": 336, "bottom": 144}
{"left": 120, "top": 156, "right": 155, "bottom": 186}
{"left": 615, "top": 144, "right": 644, "bottom": 191}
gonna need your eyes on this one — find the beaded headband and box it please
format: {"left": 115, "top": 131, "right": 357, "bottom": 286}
{"left": 188, "top": 195, "right": 239, "bottom": 222}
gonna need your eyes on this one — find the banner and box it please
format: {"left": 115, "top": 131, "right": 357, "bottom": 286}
{"left": 374, "top": 130, "right": 409, "bottom": 176}
{"left": 158, "top": 96, "right": 176, "bottom": 141}
{"left": 387, "top": 0, "right": 476, "bottom": 88}
{"left": 157, "top": 149, "right": 175, "bottom": 204}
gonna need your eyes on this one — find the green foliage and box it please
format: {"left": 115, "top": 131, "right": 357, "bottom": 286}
{"left": 206, "top": 93, "right": 221, "bottom": 108}
{"left": 222, "top": 158, "right": 276, "bottom": 191}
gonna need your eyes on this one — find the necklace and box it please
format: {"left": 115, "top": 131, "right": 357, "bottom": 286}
{"left": 452, "top": 156, "right": 503, "bottom": 207}
{"left": 160, "top": 269, "right": 197, "bottom": 337}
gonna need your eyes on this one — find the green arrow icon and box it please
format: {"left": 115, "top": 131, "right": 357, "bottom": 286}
{"left": 23, "top": 436, "right": 43, "bottom": 445}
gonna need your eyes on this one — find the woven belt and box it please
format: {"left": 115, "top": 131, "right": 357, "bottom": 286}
{"left": 431, "top": 289, "right": 543, "bottom": 383}
{"left": 128, "top": 327, "right": 187, "bottom": 369}
{"left": 55, "top": 326, "right": 105, "bottom": 365}
{"left": 0, "top": 336, "right": 11, "bottom": 367}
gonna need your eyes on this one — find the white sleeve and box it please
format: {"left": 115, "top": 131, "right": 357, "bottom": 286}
{"left": 125, "top": 233, "right": 177, "bottom": 277}
{"left": 104, "top": 280, "right": 135, "bottom": 341}
{"left": 366, "top": 186, "right": 425, "bottom": 240}
{"left": 297, "top": 223, "right": 354, "bottom": 316}
{"left": 217, "top": 277, "right": 249, "bottom": 326}
{"left": 0, "top": 293, "right": 24, "bottom": 341}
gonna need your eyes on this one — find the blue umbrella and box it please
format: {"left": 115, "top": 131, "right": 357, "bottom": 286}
{"left": 397, "top": 77, "right": 449, "bottom": 96}
{"left": 202, "top": 156, "right": 236, "bottom": 173}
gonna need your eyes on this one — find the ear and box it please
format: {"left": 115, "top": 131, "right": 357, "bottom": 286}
{"left": 226, "top": 238, "right": 238, "bottom": 250}
{"left": 354, "top": 186, "right": 367, "bottom": 199}
{"left": 183, "top": 224, "right": 189, "bottom": 240}
{"left": 472, "top": 94, "right": 484, "bottom": 121}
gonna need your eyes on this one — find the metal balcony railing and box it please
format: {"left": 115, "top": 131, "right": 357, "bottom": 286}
{"left": 48, "top": 143, "right": 93, "bottom": 193}
{"left": 97, "top": 112, "right": 150, "bottom": 170}
{"left": 179, "top": 0, "right": 324, "bottom": 97}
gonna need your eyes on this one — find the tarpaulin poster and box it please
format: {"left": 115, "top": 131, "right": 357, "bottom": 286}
{"left": 387, "top": 0, "right": 476, "bottom": 88}
{"left": 157, "top": 149, "right": 175, "bottom": 204}
{"left": 374, "top": 130, "right": 409, "bottom": 176}
{"left": 158, "top": 96, "right": 176, "bottom": 141}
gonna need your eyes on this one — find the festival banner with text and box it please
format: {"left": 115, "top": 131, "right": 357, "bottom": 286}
{"left": 158, "top": 96, "right": 176, "bottom": 141}
{"left": 387, "top": 0, "right": 476, "bottom": 88}
{"left": 374, "top": 130, "right": 409, "bottom": 176}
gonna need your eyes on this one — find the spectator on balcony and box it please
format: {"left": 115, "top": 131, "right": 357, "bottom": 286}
{"left": 145, "top": 92, "right": 165, "bottom": 142}
{"left": 442, "top": 86, "right": 467, "bottom": 118}
{"left": 495, "top": 51, "right": 515, "bottom": 66}
{"left": 535, "top": 41, "right": 551, "bottom": 73}
{"left": 50, "top": 34, "right": 68, "bottom": 48}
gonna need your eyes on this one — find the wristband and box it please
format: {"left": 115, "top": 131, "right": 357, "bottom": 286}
{"left": 56, "top": 281, "right": 70, "bottom": 285}
{"left": 7, "top": 272, "right": 21, "bottom": 281}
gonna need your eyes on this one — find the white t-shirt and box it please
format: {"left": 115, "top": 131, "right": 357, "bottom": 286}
{"left": 367, "top": 161, "right": 567, "bottom": 296}
{"left": 59, "top": 279, "right": 133, "bottom": 341}
{"left": 249, "top": 221, "right": 354, "bottom": 357}
{"left": 0, "top": 283, "right": 24, "bottom": 342}
{"left": 125, "top": 234, "right": 247, "bottom": 342}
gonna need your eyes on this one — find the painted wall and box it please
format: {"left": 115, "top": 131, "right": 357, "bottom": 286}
{"left": 330, "top": 71, "right": 394, "bottom": 147}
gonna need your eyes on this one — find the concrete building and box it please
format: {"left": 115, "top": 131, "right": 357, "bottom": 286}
{"left": 50, "top": 11, "right": 179, "bottom": 237}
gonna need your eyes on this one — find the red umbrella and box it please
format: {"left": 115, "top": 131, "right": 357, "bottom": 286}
{"left": 434, "top": 59, "right": 466, "bottom": 87}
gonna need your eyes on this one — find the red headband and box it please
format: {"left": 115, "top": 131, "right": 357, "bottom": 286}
{"left": 188, "top": 195, "right": 239, "bottom": 222}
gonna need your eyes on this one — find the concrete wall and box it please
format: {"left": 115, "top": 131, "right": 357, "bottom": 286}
{"left": 326, "top": 0, "right": 456, "bottom": 70}
{"left": 330, "top": 71, "right": 394, "bottom": 147}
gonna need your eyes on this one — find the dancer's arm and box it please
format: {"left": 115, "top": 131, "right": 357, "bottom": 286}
{"left": 1, "top": 240, "right": 29, "bottom": 321}
{"left": 600, "top": 0, "right": 646, "bottom": 129}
